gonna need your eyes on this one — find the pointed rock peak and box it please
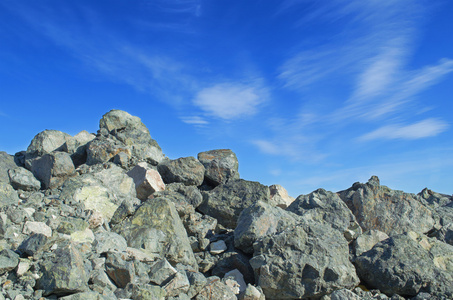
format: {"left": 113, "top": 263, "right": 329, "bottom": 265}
{"left": 367, "top": 175, "right": 380, "bottom": 186}
{"left": 99, "top": 109, "right": 149, "bottom": 135}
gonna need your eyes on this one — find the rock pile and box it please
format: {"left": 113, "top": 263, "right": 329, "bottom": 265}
{"left": 0, "top": 110, "right": 452, "bottom": 300}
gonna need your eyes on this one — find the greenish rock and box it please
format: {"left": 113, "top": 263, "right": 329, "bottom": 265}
{"left": 93, "top": 231, "right": 127, "bottom": 254}
{"left": 158, "top": 156, "right": 205, "bottom": 186}
{"left": 0, "top": 249, "right": 19, "bottom": 275}
{"left": 57, "top": 218, "right": 89, "bottom": 235}
{"left": 59, "top": 291, "right": 110, "bottom": 300}
{"left": 198, "top": 179, "right": 270, "bottom": 229}
{"left": 166, "top": 182, "right": 204, "bottom": 208}
{"left": 112, "top": 198, "right": 197, "bottom": 270}
{"left": 86, "top": 135, "right": 131, "bottom": 166}
{"left": 31, "top": 152, "right": 75, "bottom": 189}
{"left": 0, "top": 151, "right": 18, "bottom": 183}
{"left": 338, "top": 176, "right": 435, "bottom": 235}
{"left": 197, "top": 149, "right": 240, "bottom": 186}
{"left": 105, "top": 251, "right": 135, "bottom": 288}
{"left": 37, "top": 240, "right": 89, "bottom": 296}
{"left": 153, "top": 190, "right": 195, "bottom": 217}
{"left": 251, "top": 222, "right": 359, "bottom": 299}
{"left": 355, "top": 231, "right": 453, "bottom": 298}
{"left": 0, "top": 182, "right": 20, "bottom": 208}
{"left": 8, "top": 167, "right": 41, "bottom": 191}
{"left": 62, "top": 130, "right": 96, "bottom": 167}
{"left": 131, "top": 283, "right": 166, "bottom": 300}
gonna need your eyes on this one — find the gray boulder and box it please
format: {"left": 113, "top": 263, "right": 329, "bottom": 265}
{"left": 0, "top": 182, "right": 20, "bottom": 208}
{"left": 250, "top": 222, "right": 359, "bottom": 299}
{"left": 195, "top": 276, "right": 237, "bottom": 300}
{"left": 127, "top": 162, "right": 165, "bottom": 200}
{"left": 86, "top": 135, "right": 131, "bottom": 166}
{"left": 8, "top": 167, "right": 41, "bottom": 191}
{"left": 25, "top": 129, "right": 72, "bottom": 158}
{"left": 105, "top": 251, "right": 135, "bottom": 288}
{"left": 99, "top": 109, "right": 149, "bottom": 135}
{"left": 338, "top": 176, "right": 435, "bottom": 235}
{"left": 166, "top": 182, "right": 203, "bottom": 208}
{"left": 353, "top": 230, "right": 389, "bottom": 257}
{"left": 112, "top": 197, "right": 198, "bottom": 270}
{"left": 234, "top": 201, "right": 299, "bottom": 254}
{"left": 31, "top": 152, "right": 75, "bottom": 189}
{"left": 0, "top": 151, "right": 17, "bottom": 183}
{"left": 0, "top": 249, "right": 19, "bottom": 275}
{"left": 198, "top": 179, "right": 270, "bottom": 229}
{"left": 62, "top": 130, "right": 96, "bottom": 167}
{"left": 355, "top": 231, "right": 453, "bottom": 297}
{"left": 93, "top": 231, "right": 128, "bottom": 254}
{"left": 288, "top": 188, "right": 362, "bottom": 241}
{"left": 197, "top": 149, "right": 239, "bottom": 186}
{"left": 158, "top": 156, "right": 205, "bottom": 186}
{"left": 37, "top": 240, "right": 89, "bottom": 296}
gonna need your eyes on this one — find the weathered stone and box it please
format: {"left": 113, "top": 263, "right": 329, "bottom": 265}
{"left": 105, "top": 251, "right": 135, "bottom": 288}
{"left": 127, "top": 162, "right": 165, "bottom": 200}
{"left": 18, "top": 233, "right": 48, "bottom": 257}
{"left": 112, "top": 198, "right": 197, "bottom": 270}
{"left": 99, "top": 109, "right": 149, "bottom": 135}
{"left": 418, "top": 188, "right": 452, "bottom": 209}
{"left": 224, "top": 269, "right": 247, "bottom": 293}
{"left": 163, "top": 271, "right": 190, "bottom": 297}
{"left": 16, "top": 258, "right": 31, "bottom": 276}
{"left": 288, "top": 188, "right": 362, "bottom": 241}
{"left": 197, "top": 149, "right": 239, "bottom": 186}
{"left": 240, "top": 284, "right": 266, "bottom": 300}
{"left": 37, "top": 240, "right": 88, "bottom": 296}
{"left": 88, "top": 210, "right": 104, "bottom": 229}
{"left": 152, "top": 191, "right": 195, "bottom": 217}
{"left": 251, "top": 222, "right": 359, "bottom": 299}
{"left": 86, "top": 135, "right": 131, "bottom": 166}
{"left": 94, "top": 231, "right": 127, "bottom": 254}
{"left": 234, "top": 200, "right": 299, "bottom": 254}
{"left": 131, "top": 283, "right": 166, "bottom": 300}
{"left": 355, "top": 231, "right": 453, "bottom": 297}
{"left": 269, "top": 184, "right": 295, "bottom": 209}
{"left": 63, "top": 130, "right": 96, "bottom": 167}
{"left": 8, "top": 167, "right": 41, "bottom": 191}
{"left": 158, "top": 156, "right": 205, "bottom": 186}
{"left": 25, "top": 130, "right": 72, "bottom": 158}
{"left": 195, "top": 276, "right": 237, "bottom": 300}
{"left": 183, "top": 212, "right": 217, "bottom": 239}
{"left": 433, "top": 223, "right": 453, "bottom": 245}
{"left": 58, "top": 291, "right": 110, "bottom": 300}
{"left": 0, "top": 249, "right": 19, "bottom": 275}
{"left": 211, "top": 251, "right": 255, "bottom": 285}
{"left": 69, "top": 227, "right": 95, "bottom": 244}
{"left": 330, "top": 289, "right": 362, "bottom": 300}
{"left": 210, "top": 240, "right": 227, "bottom": 255}
{"left": 56, "top": 217, "right": 89, "bottom": 235}
{"left": 186, "top": 271, "right": 207, "bottom": 298}
{"left": 22, "top": 221, "right": 52, "bottom": 237}
{"left": 0, "top": 151, "right": 17, "bottom": 183}
{"left": 0, "top": 182, "right": 20, "bottom": 208}
{"left": 198, "top": 179, "right": 270, "bottom": 229}
{"left": 166, "top": 182, "right": 203, "bottom": 208}
{"left": 31, "top": 152, "right": 75, "bottom": 189}
{"left": 149, "top": 258, "right": 177, "bottom": 285}
{"left": 338, "top": 176, "right": 435, "bottom": 235}
{"left": 353, "top": 230, "right": 389, "bottom": 257}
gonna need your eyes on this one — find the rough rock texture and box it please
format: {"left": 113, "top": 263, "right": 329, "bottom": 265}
{"left": 234, "top": 201, "right": 299, "bottom": 254}
{"left": 25, "top": 129, "right": 72, "bottom": 158}
{"left": 99, "top": 109, "right": 149, "bottom": 134}
{"left": 0, "top": 151, "right": 17, "bottom": 183}
{"left": 30, "top": 152, "right": 75, "bottom": 189}
{"left": 127, "top": 162, "right": 165, "bottom": 200}
{"left": 0, "top": 181, "right": 20, "bottom": 208}
{"left": 8, "top": 167, "right": 41, "bottom": 191}
{"left": 269, "top": 184, "right": 295, "bottom": 209}
{"left": 355, "top": 231, "right": 453, "bottom": 297}
{"left": 288, "top": 188, "right": 362, "bottom": 241}
{"left": 112, "top": 197, "right": 198, "bottom": 270}
{"left": 198, "top": 179, "right": 270, "bottom": 229}
{"left": 353, "top": 229, "right": 389, "bottom": 257}
{"left": 197, "top": 149, "right": 239, "bottom": 186}
{"left": 158, "top": 156, "right": 205, "bottom": 186}
{"left": 62, "top": 130, "right": 96, "bottom": 167}
{"left": 86, "top": 135, "right": 131, "bottom": 166}
{"left": 251, "top": 222, "right": 360, "bottom": 299}
{"left": 338, "top": 176, "right": 435, "bottom": 235}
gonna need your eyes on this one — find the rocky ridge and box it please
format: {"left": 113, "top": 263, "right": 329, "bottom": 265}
{"left": 0, "top": 109, "right": 452, "bottom": 300}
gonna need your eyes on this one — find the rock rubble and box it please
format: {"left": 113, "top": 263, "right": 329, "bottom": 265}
{"left": 0, "top": 109, "right": 452, "bottom": 300}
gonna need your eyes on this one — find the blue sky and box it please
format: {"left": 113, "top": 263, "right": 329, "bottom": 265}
{"left": 1, "top": 0, "right": 453, "bottom": 197}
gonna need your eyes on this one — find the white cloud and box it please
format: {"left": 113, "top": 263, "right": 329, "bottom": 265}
{"left": 358, "top": 119, "right": 449, "bottom": 141}
{"left": 193, "top": 82, "right": 267, "bottom": 120}
{"left": 180, "top": 116, "right": 208, "bottom": 125}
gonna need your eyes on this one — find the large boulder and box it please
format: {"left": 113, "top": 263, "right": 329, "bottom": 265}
{"left": 338, "top": 176, "right": 435, "bottom": 235}
{"left": 287, "top": 188, "right": 362, "bottom": 241}
{"left": 198, "top": 179, "right": 270, "bottom": 229}
{"left": 112, "top": 197, "right": 198, "bottom": 270}
{"left": 0, "top": 182, "right": 20, "bottom": 208}
{"left": 250, "top": 221, "right": 360, "bottom": 299}
{"left": 127, "top": 162, "right": 165, "bottom": 200}
{"left": 197, "top": 149, "right": 239, "bottom": 186}
{"left": 158, "top": 156, "right": 205, "bottom": 186}
{"left": 234, "top": 201, "right": 299, "bottom": 254}
{"left": 86, "top": 134, "right": 131, "bottom": 166}
{"left": 355, "top": 231, "right": 453, "bottom": 298}
{"left": 62, "top": 130, "right": 96, "bottom": 167}
{"left": 99, "top": 109, "right": 149, "bottom": 135}
{"left": 30, "top": 152, "right": 75, "bottom": 189}
{"left": 25, "top": 129, "right": 72, "bottom": 158}
{"left": 8, "top": 167, "right": 41, "bottom": 191}
{"left": 0, "top": 151, "right": 17, "bottom": 183}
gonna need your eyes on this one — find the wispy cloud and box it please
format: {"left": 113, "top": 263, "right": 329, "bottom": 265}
{"left": 358, "top": 118, "right": 449, "bottom": 141}
{"left": 180, "top": 116, "right": 209, "bottom": 125}
{"left": 193, "top": 82, "right": 268, "bottom": 120}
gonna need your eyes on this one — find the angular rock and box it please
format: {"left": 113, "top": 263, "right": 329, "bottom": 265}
{"left": 224, "top": 269, "right": 246, "bottom": 293}
{"left": 112, "top": 198, "right": 197, "bottom": 270}
{"left": 131, "top": 283, "right": 166, "bottom": 300}
{"left": 251, "top": 222, "right": 359, "bottom": 299}
{"left": 353, "top": 230, "right": 389, "bottom": 257}
{"left": 288, "top": 188, "right": 362, "bottom": 241}
{"left": 240, "top": 284, "right": 266, "bottom": 300}
{"left": 183, "top": 212, "right": 217, "bottom": 239}
{"left": 269, "top": 184, "right": 295, "bottom": 209}
{"left": 0, "top": 151, "right": 17, "bottom": 183}
{"left": 127, "top": 162, "right": 165, "bottom": 200}
{"left": 197, "top": 149, "right": 239, "bottom": 186}
{"left": 18, "top": 233, "right": 48, "bottom": 257}
{"left": 86, "top": 135, "right": 131, "bottom": 166}
{"left": 58, "top": 291, "right": 110, "bottom": 300}
{"left": 158, "top": 156, "right": 205, "bottom": 186}
{"left": 93, "top": 231, "right": 127, "bottom": 254}
{"left": 210, "top": 240, "right": 227, "bottom": 255}
{"left": 37, "top": 240, "right": 88, "bottom": 296}
{"left": 100, "top": 109, "right": 149, "bottom": 134}
{"left": 25, "top": 129, "right": 72, "bottom": 158}
{"left": 105, "top": 251, "right": 135, "bottom": 288}
{"left": 62, "top": 130, "right": 96, "bottom": 167}
{"left": 149, "top": 258, "right": 177, "bottom": 286}
{"left": 211, "top": 251, "right": 255, "bottom": 285}
{"left": 163, "top": 271, "right": 190, "bottom": 297}
{"left": 8, "top": 167, "right": 41, "bottom": 191}
{"left": 338, "top": 176, "right": 435, "bottom": 235}
{"left": 22, "top": 221, "right": 52, "bottom": 237}
{"left": 234, "top": 201, "right": 299, "bottom": 254}
{"left": 355, "top": 231, "right": 453, "bottom": 298}
{"left": 0, "top": 181, "right": 20, "bottom": 208}
{"left": 418, "top": 188, "right": 452, "bottom": 208}
{"left": 195, "top": 276, "right": 237, "bottom": 300}
{"left": 434, "top": 223, "right": 453, "bottom": 245}
{"left": 330, "top": 289, "right": 362, "bottom": 300}
{"left": 198, "top": 179, "right": 270, "bottom": 229}
{"left": 166, "top": 182, "right": 203, "bottom": 208}
{"left": 186, "top": 271, "right": 207, "bottom": 298}
{"left": 31, "top": 152, "right": 75, "bottom": 189}
{"left": 152, "top": 190, "right": 195, "bottom": 218}
{"left": 0, "top": 249, "right": 19, "bottom": 275}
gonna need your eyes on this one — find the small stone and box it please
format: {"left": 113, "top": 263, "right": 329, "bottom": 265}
{"left": 22, "top": 221, "right": 52, "bottom": 238}
{"left": 16, "top": 259, "right": 31, "bottom": 276}
{"left": 210, "top": 240, "right": 227, "bottom": 255}
{"left": 88, "top": 211, "right": 104, "bottom": 229}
